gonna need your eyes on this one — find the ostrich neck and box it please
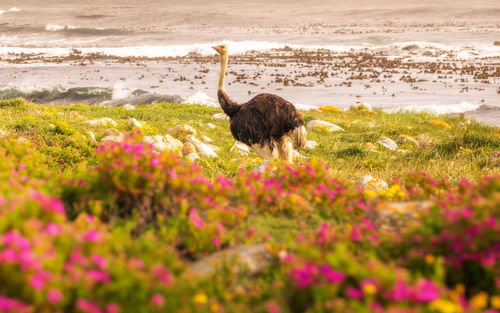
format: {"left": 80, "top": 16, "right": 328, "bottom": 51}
{"left": 218, "top": 53, "right": 228, "bottom": 92}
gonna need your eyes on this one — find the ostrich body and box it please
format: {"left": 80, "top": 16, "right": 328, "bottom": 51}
{"left": 212, "top": 43, "right": 306, "bottom": 163}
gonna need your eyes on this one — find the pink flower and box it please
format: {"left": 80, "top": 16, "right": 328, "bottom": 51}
{"left": 87, "top": 269, "right": 111, "bottom": 283}
{"left": 31, "top": 191, "right": 65, "bottom": 216}
{"left": 213, "top": 236, "right": 221, "bottom": 248}
{"left": 152, "top": 267, "right": 172, "bottom": 285}
{"left": 44, "top": 222, "right": 62, "bottom": 236}
{"left": 105, "top": 303, "right": 119, "bottom": 313}
{"left": 217, "top": 224, "right": 225, "bottom": 233}
{"left": 47, "top": 289, "right": 63, "bottom": 304}
{"left": 0, "top": 296, "right": 30, "bottom": 312}
{"left": 265, "top": 302, "right": 281, "bottom": 313}
{"left": 83, "top": 230, "right": 100, "bottom": 242}
{"left": 150, "top": 158, "right": 161, "bottom": 167}
{"left": 346, "top": 287, "right": 363, "bottom": 299}
{"left": 319, "top": 265, "right": 345, "bottom": 284}
{"left": 290, "top": 263, "right": 317, "bottom": 289}
{"left": 90, "top": 254, "right": 108, "bottom": 270}
{"left": 29, "top": 270, "right": 51, "bottom": 290}
{"left": 413, "top": 279, "right": 439, "bottom": 302}
{"left": 151, "top": 294, "right": 164, "bottom": 307}
{"left": 19, "top": 164, "right": 26, "bottom": 171}
{"left": 76, "top": 299, "right": 103, "bottom": 313}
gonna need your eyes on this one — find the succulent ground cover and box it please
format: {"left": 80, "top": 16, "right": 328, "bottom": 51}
{"left": 0, "top": 98, "right": 499, "bottom": 313}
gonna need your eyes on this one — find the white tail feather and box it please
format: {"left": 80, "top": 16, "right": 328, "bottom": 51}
{"left": 293, "top": 125, "right": 307, "bottom": 148}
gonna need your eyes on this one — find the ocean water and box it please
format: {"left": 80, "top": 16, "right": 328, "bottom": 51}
{"left": 0, "top": 0, "right": 499, "bottom": 125}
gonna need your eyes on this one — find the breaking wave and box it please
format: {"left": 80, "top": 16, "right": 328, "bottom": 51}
{"left": 382, "top": 101, "right": 484, "bottom": 115}
{"left": 0, "top": 7, "right": 20, "bottom": 15}
{"left": 44, "top": 24, "right": 127, "bottom": 36}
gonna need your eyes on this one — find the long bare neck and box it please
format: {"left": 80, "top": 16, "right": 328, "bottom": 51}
{"left": 218, "top": 52, "right": 228, "bottom": 92}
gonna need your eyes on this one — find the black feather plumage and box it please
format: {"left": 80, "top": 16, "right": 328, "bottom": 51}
{"left": 218, "top": 90, "right": 304, "bottom": 147}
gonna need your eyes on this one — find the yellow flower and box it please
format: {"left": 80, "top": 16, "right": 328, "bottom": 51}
{"left": 430, "top": 299, "right": 462, "bottom": 313}
{"left": 493, "top": 134, "right": 500, "bottom": 139}
{"left": 491, "top": 295, "right": 500, "bottom": 309}
{"left": 193, "top": 293, "right": 208, "bottom": 304}
{"left": 362, "top": 283, "right": 377, "bottom": 295}
{"left": 429, "top": 120, "right": 451, "bottom": 130}
{"left": 363, "top": 189, "right": 377, "bottom": 198}
{"left": 210, "top": 303, "right": 219, "bottom": 312}
{"left": 469, "top": 291, "right": 488, "bottom": 310}
{"left": 425, "top": 254, "right": 435, "bottom": 264}
{"left": 319, "top": 105, "right": 342, "bottom": 112}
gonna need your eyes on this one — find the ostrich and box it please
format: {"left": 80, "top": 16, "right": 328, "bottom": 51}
{"left": 212, "top": 43, "right": 306, "bottom": 163}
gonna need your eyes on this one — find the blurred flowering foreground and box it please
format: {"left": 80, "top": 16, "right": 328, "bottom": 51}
{"left": 0, "top": 133, "right": 499, "bottom": 313}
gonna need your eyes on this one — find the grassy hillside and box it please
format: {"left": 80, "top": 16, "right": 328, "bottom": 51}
{"left": 0, "top": 98, "right": 499, "bottom": 313}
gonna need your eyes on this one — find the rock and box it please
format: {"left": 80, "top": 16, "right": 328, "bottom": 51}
{"left": 487, "top": 151, "right": 500, "bottom": 167}
{"left": 16, "top": 137, "right": 29, "bottom": 144}
{"left": 401, "top": 44, "right": 420, "bottom": 51}
{"left": 318, "top": 106, "right": 342, "bottom": 112}
{"left": 306, "top": 120, "right": 344, "bottom": 132}
{"left": 163, "top": 134, "right": 183, "bottom": 151}
{"left": 185, "top": 152, "right": 200, "bottom": 161}
{"left": 182, "top": 142, "right": 197, "bottom": 155}
{"left": 304, "top": 140, "right": 318, "bottom": 149}
{"left": 231, "top": 141, "right": 251, "bottom": 156}
{"left": 122, "top": 104, "right": 135, "bottom": 110}
{"left": 87, "top": 131, "right": 96, "bottom": 142}
{"left": 252, "top": 160, "right": 276, "bottom": 173}
{"left": 292, "top": 150, "right": 306, "bottom": 161}
{"left": 494, "top": 41, "right": 500, "bottom": 47}
{"left": 211, "top": 113, "right": 229, "bottom": 120}
{"left": 201, "top": 135, "right": 213, "bottom": 144}
{"left": 349, "top": 102, "right": 372, "bottom": 111}
{"left": 396, "top": 135, "right": 419, "bottom": 148}
{"left": 374, "top": 201, "right": 432, "bottom": 232}
{"left": 206, "top": 123, "right": 216, "bottom": 129}
{"left": 189, "top": 244, "right": 272, "bottom": 276}
{"left": 166, "top": 124, "right": 197, "bottom": 138}
{"left": 416, "top": 134, "right": 434, "bottom": 149}
{"left": 67, "top": 111, "right": 86, "bottom": 119}
{"left": 85, "top": 118, "right": 117, "bottom": 127}
{"left": 127, "top": 118, "right": 143, "bottom": 128}
{"left": 0, "top": 129, "right": 8, "bottom": 138}
{"left": 365, "top": 142, "right": 377, "bottom": 151}
{"left": 142, "top": 135, "right": 179, "bottom": 152}
{"left": 207, "top": 144, "right": 221, "bottom": 152}
{"left": 378, "top": 136, "right": 398, "bottom": 151}
{"left": 186, "top": 136, "right": 218, "bottom": 158}
{"left": 101, "top": 128, "right": 124, "bottom": 143}
{"left": 358, "top": 175, "right": 388, "bottom": 191}
{"left": 397, "top": 149, "right": 411, "bottom": 154}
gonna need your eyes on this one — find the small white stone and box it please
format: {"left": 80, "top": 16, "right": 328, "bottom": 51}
{"left": 206, "top": 123, "right": 216, "bottom": 129}
{"left": 358, "top": 175, "right": 388, "bottom": 191}
{"left": 201, "top": 135, "right": 213, "bottom": 143}
{"left": 211, "top": 113, "right": 229, "bottom": 120}
{"left": 187, "top": 136, "right": 218, "bottom": 158}
{"left": 230, "top": 141, "right": 251, "bottom": 155}
{"left": 167, "top": 124, "right": 197, "bottom": 136}
{"left": 306, "top": 120, "right": 344, "bottom": 132}
{"left": 127, "top": 118, "right": 143, "bottom": 128}
{"left": 85, "top": 118, "right": 117, "bottom": 127}
{"left": 292, "top": 150, "right": 306, "bottom": 161}
{"left": 349, "top": 102, "right": 372, "bottom": 111}
{"left": 87, "top": 131, "right": 96, "bottom": 141}
{"left": 378, "top": 136, "right": 398, "bottom": 151}
{"left": 185, "top": 152, "right": 200, "bottom": 161}
{"left": 122, "top": 104, "right": 135, "bottom": 110}
{"left": 304, "top": 140, "right": 318, "bottom": 149}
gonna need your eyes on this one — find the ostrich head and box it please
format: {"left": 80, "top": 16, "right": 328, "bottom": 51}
{"left": 212, "top": 43, "right": 228, "bottom": 55}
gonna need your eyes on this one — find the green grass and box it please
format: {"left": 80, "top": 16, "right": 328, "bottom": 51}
{"left": 0, "top": 100, "right": 498, "bottom": 183}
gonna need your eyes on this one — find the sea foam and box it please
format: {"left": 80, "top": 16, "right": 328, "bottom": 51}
{"left": 383, "top": 101, "right": 482, "bottom": 115}
{"left": 0, "top": 7, "right": 20, "bottom": 15}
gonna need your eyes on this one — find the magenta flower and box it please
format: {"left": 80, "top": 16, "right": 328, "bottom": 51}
{"left": 76, "top": 299, "right": 103, "bottom": 313}
{"left": 83, "top": 230, "right": 100, "bottom": 242}
{"left": 87, "top": 269, "right": 111, "bottom": 283}
{"left": 90, "top": 254, "right": 108, "bottom": 270}
{"left": 290, "top": 263, "right": 318, "bottom": 289}
{"left": 105, "top": 303, "right": 119, "bottom": 313}
{"left": 0, "top": 296, "right": 30, "bottom": 312}
{"left": 150, "top": 158, "right": 161, "bottom": 167}
{"left": 44, "top": 222, "right": 62, "bottom": 236}
{"left": 213, "top": 236, "right": 221, "bottom": 248}
{"left": 413, "top": 279, "right": 439, "bottom": 302}
{"left": 151, "top": 294, "right": 165, "bottom": 307}
{"left": 47, "top": 289, "right": 63, "bottom": 304}
{"left": 19, "top": 164, "right": 26, "bottom": 171}
{"left": 346, "top": 287, "right": 363, "bottom": 299}
{"left": 319, "top": 264, "right": 345, "bottom": 284}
